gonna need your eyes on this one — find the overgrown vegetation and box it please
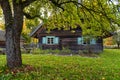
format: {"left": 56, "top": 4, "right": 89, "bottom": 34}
{"left": 0, "top": 49, "right": 120, "bottom": 80}
{"left": 29, "top": 48, "right": 98, "bottom": 55}
{"left": 30, "top": 48, "right": 72, "bottom": 55}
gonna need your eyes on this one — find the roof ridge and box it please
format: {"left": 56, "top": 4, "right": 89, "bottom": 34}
{"left": 30, "top": 22, "right": 43, "bottom": 37}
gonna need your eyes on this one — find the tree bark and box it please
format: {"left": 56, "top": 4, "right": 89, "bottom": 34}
{"left": 1, "top": 0, "right": 23, "bottom": 68}
{"left": 117, "top": 43, "right": 120, "bottom": 49}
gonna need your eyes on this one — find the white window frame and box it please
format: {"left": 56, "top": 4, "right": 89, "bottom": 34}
{"left": 78, "top": 36, "right": 96, "bottom": 45}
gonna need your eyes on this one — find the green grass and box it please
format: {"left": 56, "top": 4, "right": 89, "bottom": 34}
{"left": 0, "top": 49, "right": 120, "bottom": 80}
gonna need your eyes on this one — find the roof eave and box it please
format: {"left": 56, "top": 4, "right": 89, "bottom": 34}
{"left": 30, "top": 22, "right": 43, "bottom": 37}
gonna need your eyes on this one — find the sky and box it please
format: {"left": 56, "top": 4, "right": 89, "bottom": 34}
{"left": 112, "top": 0, "right": 119, "bottom": 5}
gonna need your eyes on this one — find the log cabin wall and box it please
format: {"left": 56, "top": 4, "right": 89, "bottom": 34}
{"left": 31, "top": 25, "right": 103, "bottom": 53}
{"left": 60, "top": 36, "right": 78, "bottom": 50}
{"left": 0, "top": 41, "right": 5, "bottom": 48}
{"left": 39, "top": 35, "right": 103, "bottom": 53}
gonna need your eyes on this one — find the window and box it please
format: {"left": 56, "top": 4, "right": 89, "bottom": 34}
{"left": 42, "top": 36, "right": 59, "bottom": 45}
{"left": 77, "top": 37, "right": 83, "bottom": 44}
{"left": 78, "top": 37, "right": 96, "bottom": 45}
{"left": 47, "top": 37, "right": 54, "bottom": 44}
{"left": 90, "top": 38, "right": 96, "bottom": 44}
{"left": 83, "top": 37, "right": 90, "bottom": 44}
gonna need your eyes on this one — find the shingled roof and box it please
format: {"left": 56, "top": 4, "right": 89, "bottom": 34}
{"left": 30, "top": 22, "right": 43, "bottom": 37}
{"left": 0, "top": 30, "right": 5, "bottom": 41}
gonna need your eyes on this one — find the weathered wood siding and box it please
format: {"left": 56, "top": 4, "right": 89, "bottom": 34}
{"left": 0, "top": 41, "right": 5, "bottom": 48}
{"left": 60, "top": 37, "right": 78, "bottom": 49}
{"left": 60, "top": 37, "right": 103, "bottom": 52}
{"left": 35, "top": 26, "right": 103, "bottom": 53}
{"left": 40, "top": 36, "right": 103, "bottom": 53}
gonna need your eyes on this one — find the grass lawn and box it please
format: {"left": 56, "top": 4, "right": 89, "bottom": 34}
{"left": 0, "top": 49, "right": 120, "bottom": 80}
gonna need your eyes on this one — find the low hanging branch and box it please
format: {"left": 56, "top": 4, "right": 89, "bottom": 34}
{"left": 97, "top": 0, "right": 116, "bottom": 31}
{"left": 23, "top": 12, "right": 43, "bottom": 19}
{"left": 49, "top": 0, "right": 64, "bottom": 11}
{"left": 22, "top": 0, "right": 37, "bottom": 8}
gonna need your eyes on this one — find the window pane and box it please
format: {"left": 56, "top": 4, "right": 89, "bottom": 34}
{"left": 90, "top": 38, "right": 96, "bottom": 44}
{"left": 45, "top": 36, "right": 59, "bottom": 44}
{"left": 51, "top": 38, "right": 54, "bottom": 44}
{"left": 48, "top": 38, "right": 51, "bottom": 44}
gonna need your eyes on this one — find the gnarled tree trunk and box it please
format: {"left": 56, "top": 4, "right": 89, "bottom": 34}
{"left": 1, "top": 0, "right": 23, "bottom": 68}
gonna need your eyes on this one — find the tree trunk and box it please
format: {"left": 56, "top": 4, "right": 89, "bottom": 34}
{"left": 1, "top": 0, "right": 23, "bottom": 68}
{"left": 117, "top": 43, "right": 120, "bottom": 49}
{"left": 6, "top": 25, "right": 22, "bottom": 68}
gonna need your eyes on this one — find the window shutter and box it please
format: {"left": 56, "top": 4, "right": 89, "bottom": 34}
{"left": 90, "top": 38, "right": 96, "bottom": 44}
{"left": 78, "top": 37, "right": 83, "bottom": 44}
{"left": 42, "top": 37, "right": 46, "bottom": 44}
{"left": 54, "top": 37, "right": 59, "bottom": 44}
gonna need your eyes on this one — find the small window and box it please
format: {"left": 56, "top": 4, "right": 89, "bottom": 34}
{"left": 78, "top": 37, "right": 96, "bottom": 45}
{"left": 42, "top": 36, "right": 59, "bottom": 45}
{"left": 90, "top": 38, "right": 96, "bottom": 44}
{"left": 47, "top": 37, "right": 54, "bottom": 44}
{"left": 83, "top": 37, "right": 90, "bottom": 44}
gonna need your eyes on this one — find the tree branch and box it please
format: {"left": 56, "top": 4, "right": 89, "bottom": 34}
{"left": 97, "top": 0, "right": 116, "bottom": 31}
{"left": 49, "top": 0, "right": 64, "bottom": 11}
{"left": 23, "top": 12, "right": 43, "bottom": 20}
{"left": 22, "top": 0, "right": 37, "bottom": 8}
{"left": 59, "top": 1, "right": 78, "bottom": 5}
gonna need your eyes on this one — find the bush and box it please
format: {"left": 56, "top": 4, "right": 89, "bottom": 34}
{"left": 29, "top": 48, "right": 73, "bottom": 55}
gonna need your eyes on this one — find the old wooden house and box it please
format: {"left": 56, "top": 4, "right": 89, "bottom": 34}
{"left": 0, "top": 30, "right": 5, "bottom": 48}
{"left": 0, "top": 30, "right": 25, "bottom": 48}
{"left": 30, "top": 23, "right": 103, "bottom": 53}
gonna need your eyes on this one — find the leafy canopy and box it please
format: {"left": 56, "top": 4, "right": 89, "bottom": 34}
{"left": 22, "top": 0, "right": 120, "bottom": 37}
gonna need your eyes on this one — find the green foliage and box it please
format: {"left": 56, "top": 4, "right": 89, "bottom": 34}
{"left": 24, "top": 0, "right": 52, "bottom": 21}
{"left": 1, "top": 49, "right": 120, "bottom": 79}
{"left": 30, "top": 48, "right": 72, "bottom": 55}
{"left": 113, "top": 30, "right": 120, "bottom": 47}
{"left": 22, "top": 0, "right": 119, "bottom": 37}
{"left": 21, "top": 33, "right": 31, "bottom": 43}
{"left": 25, "top": 18, "right": 40, "bottom": 29}
{"left": 43, "top": 0, "right": 118, "bottom": 37}
{"left": 0, "top": 7, "right": 4, "bottom": 30}
{"left": 16, "top": 0, "right": 19, "bottom": 4}
{"left": 0, "top": 7, "right": 3, "bottom": 17}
